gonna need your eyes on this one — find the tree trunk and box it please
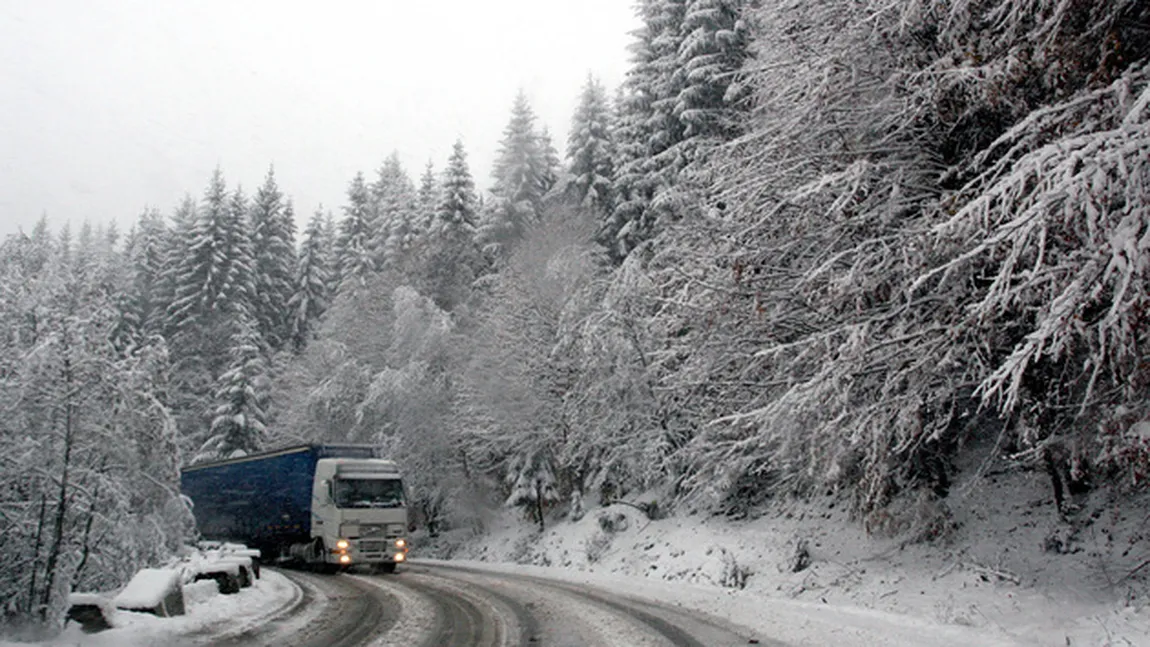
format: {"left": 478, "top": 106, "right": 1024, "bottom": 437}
{"left": 26, "top": 492, "right": 48, "bottom": 614}
{"left": 534, "top": 479, "right": 545, "bottom": 532}
{"left": 40, "top": 350, "right": 76, "bottom": 620}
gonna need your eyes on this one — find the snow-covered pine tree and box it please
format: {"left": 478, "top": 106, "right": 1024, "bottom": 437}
{"left": 568, "top": 74, "right": 617, "bottom": 212}
{"left": 416, "top": 161, "right": 440, "bottom": 233}
{"left": 166, "top": 171, "right": 251, "bottom": 336}
{"left": 603, "top": 0, "right": 662, "bottom": 261}
{"left": 249, "top": 167, "right": 297, "bottom": 351}
{"left": 335, "top": 172, "right": 377, "bottom": 292}
{"left": 152, "top": 196, "right": 196, "bottom": 337}
{"left": 319, "top": 208, "right": 339, "bottom": 295}
{"left": 538, "top": 126, "right": 562, "bottom": 196}
{"left": 481, "top": 92, "right": 551, "bottom": 260}
{"left": 370, "top": 153, "right": 420, "bottom": 275}
{"left": 289, "top": 208, "right": 332, "bottom": 352}
{"left": 197, "top": 318, "right": 269, "bottom": 461}
{"left": 115, "top": 208, "right": 166, "bottom": 346}
{"left": 646, "top": 0, "right": 689, "bottom": 179}
{"left": 226, "top": 185, "right": 257, "bottom": 325}
{"left": 164, "top": 171, "right": 256, "bottom": 444}
{"left": 423, "top": 139, "right": 481, "bottom": 310}
{"left": 492, "top": 91, "right": 549, "bottom": 209}
{"left": 676, "top": 0, "right": 750, "bottom": 143}
{"left": 56, "top": 221, "right": 73, "bottom": 269}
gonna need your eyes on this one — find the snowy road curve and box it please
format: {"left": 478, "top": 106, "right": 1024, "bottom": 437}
{"left": 207, "top": 568, "right": 401, "bottom": 646}
{"left": 211, "top": 563, "right": 770, "bottom": 646}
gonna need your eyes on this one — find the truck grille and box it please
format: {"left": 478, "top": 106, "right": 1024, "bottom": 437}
{"left": 359, "top": 540, "right": 384, "bottom": 553}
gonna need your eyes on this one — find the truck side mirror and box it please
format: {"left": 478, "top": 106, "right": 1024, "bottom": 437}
{"left": 320, "top": 479, "right": 332, "bottom": 503}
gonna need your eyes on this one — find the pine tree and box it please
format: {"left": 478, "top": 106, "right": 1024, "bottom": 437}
{"left": 568, "top": 74, "right": 616, "bottom": 212}
{"left": 249, "top": 167, "right": 297, "bottom": 350}
{"left": 119, "top": 208, "right": 167, "bottom": 345}
{"left": 370, "top": 153, "right": 418, "bottom": 273}
{"left": 165, "top": 169, "right": 256, "bottom": 418}
{"left": 435, "top": 141, "right": 479, "bottom": 234}
{"left": 335, "top": 172, "right": 377, "bottom": 291}
{"left": 153, "top": 196, "right": 196, "bottom": 336}
{"left": 424, "top": 140, "right": 481, "bottom": 310}
{"left": 167, "top": 170, "right": 248, "bottom": 331}
{"left": 416, "top": 161, "right": 439, "bottom": 232}
{"left": 289, "top": 208, "right": 331, "bottom": 351}
{"left": 647, "top": 0, "right": 689, "bottom": 175}
{"left": 604, "top": 0, "right": 662, "bottom": 261}
{"left": 57, "top": 221, "right": 73, "bottom": 269}
{"left": 676, "top": 0, "right": 750, "bottom": 141}
{"left": 482, "top": 92, "right": 552, "bottom": 260}
{"left": 492, "top": 91, "right": 549, "bottom": 208}
{"left": 319, "top": 208, "right": 340, "bottom": 297}
{"left": 538, "top": 126, "right": 562, "bottom": 196}
{"left": 197, "top": 319, "right": 269, "bottom": 461}
{"left": 74, "top": 220, "right": 96, "bottom": 279}
{"left": 227, "top": 185, "right": 257, "bottom": 323}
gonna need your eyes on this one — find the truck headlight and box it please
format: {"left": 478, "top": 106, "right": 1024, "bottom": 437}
{"left": 336, "top": 539, "right": 350, "bottom": 550}
{"left": 394, "top": 552, "right": 406, "bottom": 562}
{"left": 394, "top": 538, "right": 406, "bottom": 549}
{"left": 339, "top": 554, "right": 352, "bottom": 564}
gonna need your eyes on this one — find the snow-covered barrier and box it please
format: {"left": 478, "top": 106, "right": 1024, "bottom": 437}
{"left": 65, "top": 592, "right": 117, "bottom": 633}
{"left": 183, "top": 543, "right": 261, "bottom": 594}
{"left": 112, "top": 568, "right": 186, "bottom": 617}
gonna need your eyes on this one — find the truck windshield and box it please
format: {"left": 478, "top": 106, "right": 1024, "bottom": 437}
{"left": 333, "top": 478, "right": 404, "bottom": 509}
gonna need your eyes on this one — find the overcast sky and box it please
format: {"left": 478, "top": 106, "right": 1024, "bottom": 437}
{"left": 0, "top": 0, "right": 638, "bottom": 237}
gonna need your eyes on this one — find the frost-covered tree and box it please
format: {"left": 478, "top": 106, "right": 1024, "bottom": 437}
{"left": 164, "top": 171, "right": 256, "bottom": 443}
{"left": 166, "top": 170, "right": 253, "bottom": 338}
{"left": 152, "top": 196, "right": 196, "bottom": 337}
{"left": 289, "top": 208, "right": 332, "bottom": 352}
{"left": 335, "top": 172, "right": 377, "bottom": 291}
{"left": 370, "top": 153, "right": 422, "bottom": 276}
{"left": 643, "top": 0, "right": 1150, "bottom": 515}
{"left": 423, "top": 140, "right": 482, "bottom": 310}
{"left": 249, "top": 167, "right": 297, "bottom": 350}
{"left": 461, "top": 212, "right": 606, "bottom": 518}
{"left": 370, "top": 152, "right": 418, "bottom": 271}
{"left": 604, "top": 0, "right": 664, "bottom": 261}
{"left": 481, "top": 92, "right": 550, "bottom": 260}
{"left": 492, "top": 91, "right": 549, "bottom": 208}
{"left": 197, "top": 319, "right": 269, "bottom": 461}
{"left": 0, "top": 233, "right": 184, "bottom": 630}
{"left": 416, "top": 161, "right": 439, "bottom": 233}
{"left": 568, "top": 74, "right": 616, "bottom": 212}
{"left": 115, "top": 208, "right": 167, "bottom": 345}
{"left": 676, "top": 0, "right": 750, "bottom": 142}
{"left": 538, "top": 126, "right": 562, "bottom": 196}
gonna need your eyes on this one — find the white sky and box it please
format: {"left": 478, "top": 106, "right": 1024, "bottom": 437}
{"left": 0, "top": 0, "right": 638, "bottom": 237}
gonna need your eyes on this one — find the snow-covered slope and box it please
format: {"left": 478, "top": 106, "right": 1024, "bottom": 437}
{"left": 428, "top": 465, "right": 1150, "bottom": 646}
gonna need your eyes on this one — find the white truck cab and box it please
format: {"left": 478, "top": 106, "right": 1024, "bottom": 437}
{"left": 312, "top": 458, "right": 409, "bottom": 571}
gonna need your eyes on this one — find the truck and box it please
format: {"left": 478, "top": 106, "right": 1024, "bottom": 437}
{"left": 180, "top": 444, "right": 409, "bottom": 573}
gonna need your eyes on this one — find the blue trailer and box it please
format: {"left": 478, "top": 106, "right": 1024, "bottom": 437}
{"left": 181, "top": 444, "right": 410, "bottom": 572}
